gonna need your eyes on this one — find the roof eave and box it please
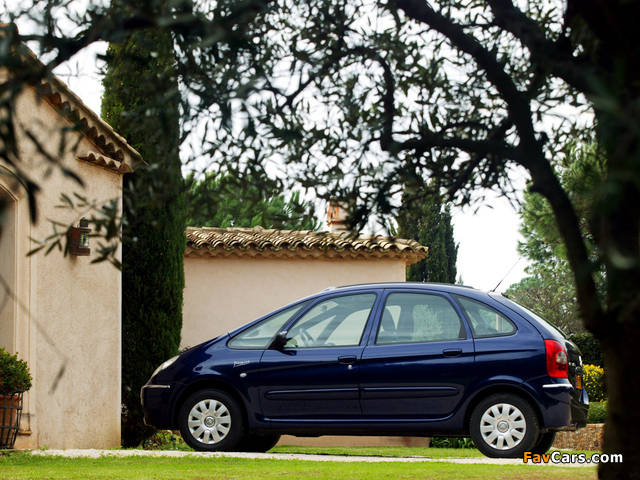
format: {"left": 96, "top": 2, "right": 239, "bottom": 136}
{"left": 12, "top": 41, "right": 144, "bottom": 174}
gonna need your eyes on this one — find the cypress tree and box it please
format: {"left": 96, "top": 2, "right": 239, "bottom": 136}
{"left": 101, "top": 28, "right": 185, "bottom": 447}
{"left": 397, "top": 186, "right": 458, "bottom": 284}
{"left": 443, "top": 204, "right": 457, "bottom": 283}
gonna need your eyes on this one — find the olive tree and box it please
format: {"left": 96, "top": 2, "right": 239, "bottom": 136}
{"left": 2, "top": 1, "right": 640, "bottom": 477}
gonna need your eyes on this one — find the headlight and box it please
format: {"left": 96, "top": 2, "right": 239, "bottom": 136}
{"left": 152, "top": 355, "right": 179, "bottom": 378}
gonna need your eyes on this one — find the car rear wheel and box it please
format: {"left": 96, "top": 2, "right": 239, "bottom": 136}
{"left": 178, "top": 389, "right": 244, "bottom": 452}
{"left": 233, "top": 434, "right": 281, "bottom": 452}
{"left": 470, "top": 393, "right": 539, "bottom": 458}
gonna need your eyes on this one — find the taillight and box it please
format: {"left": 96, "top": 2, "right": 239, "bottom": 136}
{"left": 545, "top": 339, "right": 568, "bottom": 378}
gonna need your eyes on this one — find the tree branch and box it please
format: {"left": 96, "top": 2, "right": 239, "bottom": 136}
{"left": 394, "top": 0, "right": 540, "bottom": 162}
{"left": 528, "top": 160, "right": 606, "bottom": 334}
{"left": 393, "top": 0, "right": 605, "bottom": 329}
{"left": 346, "top": 46, "right": 395, "bottom": 151}
{"left": 397, "top": 133, "right": 519, "bottom": 160}
{"left": 485, "top": 0, "right": 596, "bottom": 95}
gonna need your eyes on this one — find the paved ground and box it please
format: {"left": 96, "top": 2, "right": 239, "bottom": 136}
{"left": 30, "top": 449, "right": 595, "bottom": 467}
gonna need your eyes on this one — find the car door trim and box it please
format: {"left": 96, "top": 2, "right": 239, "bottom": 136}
{"left": 360, "top": 386, "right": 460, "bottom": 399}
{"left": 264, "top": 387, "right": 360, "bottom": 401}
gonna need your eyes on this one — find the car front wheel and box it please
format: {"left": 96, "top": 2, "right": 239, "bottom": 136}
{"left": 470, "top": 393, "right": 539, "bottom": 458}
{"left": 178, "top": 389, "right": 244, "bottom": 452}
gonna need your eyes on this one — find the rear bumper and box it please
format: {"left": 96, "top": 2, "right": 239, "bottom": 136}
{"left": 521, "top": 378, "right": 589, "bottom": 430}
{"left": 520, "top": 377, "right": 575, "bottom": 429}
{"left": 570, "top": 387, "right": 589, "bottom": 428}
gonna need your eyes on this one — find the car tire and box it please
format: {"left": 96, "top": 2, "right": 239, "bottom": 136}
{"left": 531, "top": 431, "right": 556, "bottom": 454}
{"left": 470, "top": 393, "right": 539, "bottom": 458}
{"left": 178, "top": 389, "right": 244, "bottom": 452}
{"left": 233, "top": 434, "right": 281, "bottom": 453}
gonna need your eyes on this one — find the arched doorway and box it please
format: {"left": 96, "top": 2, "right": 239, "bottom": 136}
{"left": 0, "top": 185, "right": 16, "bottom": 352}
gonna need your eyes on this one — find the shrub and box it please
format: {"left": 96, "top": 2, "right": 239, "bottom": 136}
{"left": 430, "top": 437, "right": 475, "bottom": 449}
{"left": 142, "top": 430, "right": 192, "bottom": 451}
{"left": 588, "top": 400, "right": 607, "bottom": 424}
{"left": 0, "top": 347, "right": 32, "bottom": 393}
{"left": 572, "top": 333, "right": 603, "bottom": 367}
{"left": 584, "top": 364, "right": 606, "bottom": 402}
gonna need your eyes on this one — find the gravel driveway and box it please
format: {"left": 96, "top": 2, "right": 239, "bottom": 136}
{"left": 31, "top": 449, "right": 593, "bottom": 467}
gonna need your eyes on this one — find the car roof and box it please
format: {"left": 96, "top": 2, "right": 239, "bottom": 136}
{"left": 321, "top": 282, "right": 483, "bottom": 295}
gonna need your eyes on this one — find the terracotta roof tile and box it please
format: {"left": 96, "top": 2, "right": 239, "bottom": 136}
{"left": 10, "top": 40, "right": 143, "bottom": 174}
{"left": 34, "top": 77, "right": 142, "bottom": 174}
{"left": 186, "top": 226, "right": 427, "bottom": 265}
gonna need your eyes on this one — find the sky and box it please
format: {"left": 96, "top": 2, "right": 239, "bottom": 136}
{"left": 50, "top": 41, "right": 530, "bottom": 294}
{"left": 451, "top": 193, "right": 529, "bottom": 292}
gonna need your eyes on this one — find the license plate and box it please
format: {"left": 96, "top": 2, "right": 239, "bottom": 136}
{"left": 576, "top": 376, "right": 583, "bottom": 390}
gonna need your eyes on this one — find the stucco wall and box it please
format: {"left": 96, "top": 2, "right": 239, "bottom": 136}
{"left": 182, "top": 256, "right": 407, "bottom": 348}
{"left": 2, "top": 86, "right": 123, "bottom": 449}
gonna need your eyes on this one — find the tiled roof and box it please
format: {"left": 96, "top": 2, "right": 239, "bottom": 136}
{"left": 186, "top": 226, "right": 428, "bottom": 265}
{"left": 17, "top": 41, "right": 143, "bottom": 174}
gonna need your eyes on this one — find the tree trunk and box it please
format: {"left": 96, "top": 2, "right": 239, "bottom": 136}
{"left": 594, "top": 184, "right": 640, "bottom": 480}
{"left": 600, "top": 327, "right": 640, "bottom": 479}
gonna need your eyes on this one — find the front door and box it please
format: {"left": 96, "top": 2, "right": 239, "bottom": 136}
{"left": 259, "top": 292, "right": 379, "bottom": 420}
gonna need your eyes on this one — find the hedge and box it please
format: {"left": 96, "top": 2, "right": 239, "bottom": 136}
{"left": 572, "top": 332, "right": 603, "bottom": 367}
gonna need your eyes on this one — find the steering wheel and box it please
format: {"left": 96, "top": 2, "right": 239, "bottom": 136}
{"left": 299, "top": 328, "right": 315, "bottom": 347}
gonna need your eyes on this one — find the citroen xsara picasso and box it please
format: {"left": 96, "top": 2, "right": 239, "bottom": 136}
{"left": 141, "top": 283, "right": 589, "bottom": 458}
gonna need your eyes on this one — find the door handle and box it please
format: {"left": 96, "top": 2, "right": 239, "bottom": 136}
{"left": 442, "top": 348, "right": 463, "bottom": 357}
{"left": 338, "top": 355, "right": 358, "bottom": 365}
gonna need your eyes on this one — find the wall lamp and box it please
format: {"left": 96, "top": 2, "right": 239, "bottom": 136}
{"left": 69, "top": 217, "right": 91, "bottom": 256}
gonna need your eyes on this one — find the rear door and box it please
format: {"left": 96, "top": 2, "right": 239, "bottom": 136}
{"left": 359, "top": 290, "right": 475, "bottom": 419}
{"left": 259, "top": 291, "right": 380, "bottom": 420}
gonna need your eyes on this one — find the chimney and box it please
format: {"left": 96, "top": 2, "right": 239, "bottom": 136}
{"left": 326, "top": 202, "right": 350, "bottom": 233}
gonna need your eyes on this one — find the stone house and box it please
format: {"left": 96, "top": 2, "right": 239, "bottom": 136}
{"left": 0, "top": 46, "right": 141, "bottom": 449}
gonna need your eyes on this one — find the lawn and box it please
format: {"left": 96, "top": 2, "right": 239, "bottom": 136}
{"left": 272, "top": 445, "right": 485, "bottom": 457}
{"left": 0, "top": 451, "right": 597, "bottom": 480}
{"left": 272, "top": 445, "right": 601, "bottom": 459}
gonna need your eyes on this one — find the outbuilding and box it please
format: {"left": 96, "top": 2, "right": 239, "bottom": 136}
{"left": 182, "top": 209, "right": 427, "bottom": 348}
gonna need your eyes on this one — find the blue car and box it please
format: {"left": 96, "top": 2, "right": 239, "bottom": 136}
{"left": 141, "top": 283, "right": 589, "bottom": 458}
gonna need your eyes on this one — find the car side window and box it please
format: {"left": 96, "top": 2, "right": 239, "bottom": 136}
{"left": 285, "top": 293, "right": 376, "bottom": 348}
{"left": 454, "top": 296, "right": 516, "bottom": 338}
{"left": 376, "top": 293, "right": 465, "bottom": 345}
{"left": 228, "top": 301, "right": 310, "bottom": 349}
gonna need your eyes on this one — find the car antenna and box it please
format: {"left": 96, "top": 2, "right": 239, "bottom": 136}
{"left": 491, "top": 258, "right": 521, "bottom": 293}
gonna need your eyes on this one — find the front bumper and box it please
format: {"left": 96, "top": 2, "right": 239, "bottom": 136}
{"left": 140, "top": 382, "right": 185, "bottom": 430}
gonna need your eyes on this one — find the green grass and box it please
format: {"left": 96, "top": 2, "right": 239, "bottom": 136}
{"left": 0, "top": 452, "right": 597, "bottom": 480}
{"left": 272, "top": 445, "right": 485, "bottom": 457}
{"left": 272, "top": 445, "right": 603, "bottom": 460}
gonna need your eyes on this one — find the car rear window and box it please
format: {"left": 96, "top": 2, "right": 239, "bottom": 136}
{"left": 454, "top": 295, "right": 516, "bottom": 338}
{"left": 493, "top": 294, "right": 567, "bottom": 339}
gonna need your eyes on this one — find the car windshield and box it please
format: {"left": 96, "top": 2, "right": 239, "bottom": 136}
{"left": 494, "top": 293, "right": 567, "bottom": 339}
{"left": 228, "top": 301, "right": 311, "bottom": 349}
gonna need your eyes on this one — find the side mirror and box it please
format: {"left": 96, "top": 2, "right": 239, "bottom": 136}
{"left": 271, "top": 331, "right": 289, "bottom": 350}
